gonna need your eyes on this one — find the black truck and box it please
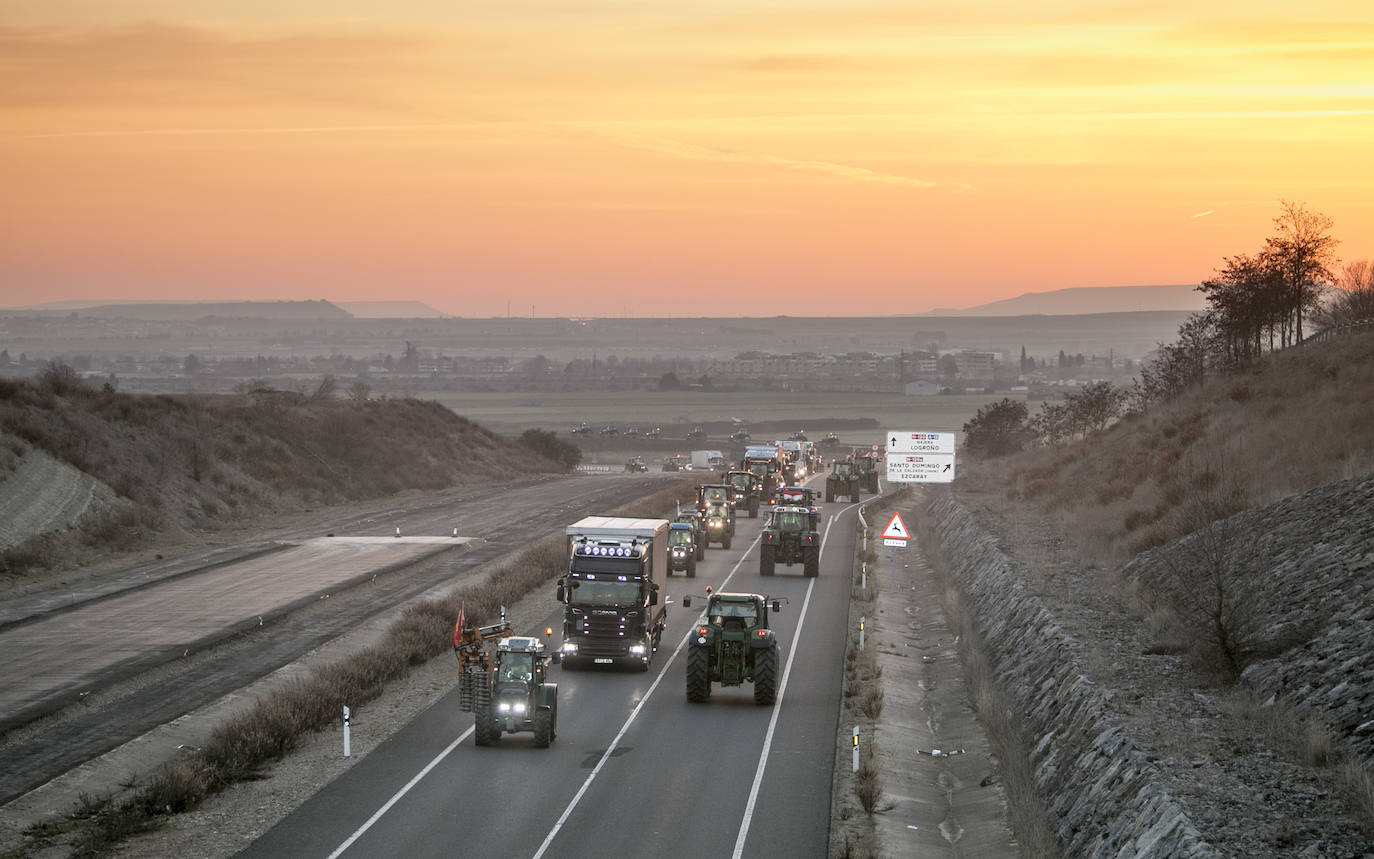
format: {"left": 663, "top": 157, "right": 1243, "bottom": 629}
{"left": 557, "top": 517, "right": 669, "bottom": 671}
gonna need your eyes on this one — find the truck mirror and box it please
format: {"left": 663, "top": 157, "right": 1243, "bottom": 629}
{"left": 772, "top": 599, "right": 781, "bottom": 613}
{"left": 681, "top": 595, "right": 692, "bottom": 608}
{"left": 555, "top": 583, "right": 565, "bottom": 602}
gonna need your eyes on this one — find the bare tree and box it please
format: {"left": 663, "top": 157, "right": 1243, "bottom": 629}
{"left": 1314, "top": 259, "right": 1374, "bottom": 330}
{"left": 1264, "top": 200, "right": 1340, "bottom": 344}
{"left": 347, "top": 379, "right": 371, "bottom": 403}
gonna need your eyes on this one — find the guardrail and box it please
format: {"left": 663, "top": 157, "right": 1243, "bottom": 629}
{"left": 1300, "top": 317, "right": 1374, "bottom": 347}
{"left": 574, "top": 464, "right": 618, "bottom": 473}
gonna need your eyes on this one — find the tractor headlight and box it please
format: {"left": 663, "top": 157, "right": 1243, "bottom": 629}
{"left": 498, "top": 702, "right": 511, "bottom": 713}
{"left": 514, "top": 702, "right": 527, "bottom": 714}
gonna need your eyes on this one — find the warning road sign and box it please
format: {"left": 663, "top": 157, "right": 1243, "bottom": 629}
{"left": 880, "top": 511, "right": 910, "bottom": 546}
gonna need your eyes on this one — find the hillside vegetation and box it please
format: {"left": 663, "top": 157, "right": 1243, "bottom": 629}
{"left": 0, "top": 370, "right": 577, "bottom": 576}
{"left": 968, "top": 328, "right": 1374, "bottom": 563}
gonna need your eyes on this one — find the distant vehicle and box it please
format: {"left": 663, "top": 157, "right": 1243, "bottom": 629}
{"left": 820, "top": 432, "right": 840, "bottom": 447}
{"left": 662, "top": 454, "right": 689, "bottom": 472}
{"left": 686, "top": 426, "right": 708, "bottom": 441}
{"left": 789, "top": 430, "right": 808, "bottom": 441}
{"left": 645, "top": 427, "right": 663, "bottom": 439}
{"left": 623, "top": 427, "right": 641, "bottom": 438}
{"left": 570, "top": 422, "right": 591, "bottom": 435}
{"left": 625, "top": 456, "right": 648, "bottom": 473}
{"left": 730, "top": 429, "right": 752, "bottom": 442}
{"left": 600, "top": 425, "right": 619, "bottom": 437}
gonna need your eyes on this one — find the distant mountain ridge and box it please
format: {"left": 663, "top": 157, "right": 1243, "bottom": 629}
{"left": 8, "top": 300, "right": 350, "bottom": 321}
{"left": 335, "top": 301, "right": 445, "bottom": 318}
{"left": 923, "top": 284, "right": 1204, "bottom": 317}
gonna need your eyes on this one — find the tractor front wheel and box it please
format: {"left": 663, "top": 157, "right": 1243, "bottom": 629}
{"left": 533, "top": 708, "right": 553, "bottom": 748}
{"left": 687, "top": 554, "right": 696, "bottom": 578}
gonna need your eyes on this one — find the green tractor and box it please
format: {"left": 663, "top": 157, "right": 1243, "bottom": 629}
{"left": 852, "top": 452, "right": 880, "bottom": 493}
{"left": 826, "top": 460, "right": 861, "bottom": 503}
{"left": 675, "top": 510, "right": 708, "bottom": 559}
{"left": 680, "top": 591, "right": 783, "bottom": 705}
{"left": 701, "top": 501, "right": 734, "bottom": 550}
{"left": 760, "top": 505, "right": 820, "bottom": 577}
{"left": 724, "top": 469, "right": 763, "bottom": 518}
{"left": 455, "top": 626, "right": 560, "bottom": 748}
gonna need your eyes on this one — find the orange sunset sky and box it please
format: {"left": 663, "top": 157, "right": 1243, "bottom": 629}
{"left": 2, "top": 1, "right": 1372, "bottom": 317}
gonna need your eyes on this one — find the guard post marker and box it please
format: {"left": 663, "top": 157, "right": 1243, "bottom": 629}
{"left": 859, "top": 616, "right": 865, "bottom": 651}
{"left": 852, "top": 726, "right": 860, "bottom": 773}
{"left": 343, "top": 706, "right": 351, "bottom": 758}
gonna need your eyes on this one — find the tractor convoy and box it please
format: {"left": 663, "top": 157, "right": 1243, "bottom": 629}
{"left": 452, "top": 444, "right": 885, "bottom": 742}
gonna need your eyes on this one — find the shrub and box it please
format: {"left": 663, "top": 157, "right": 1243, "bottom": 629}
{"left": 963, "top": 399, "right": 1033, "bottom": 458}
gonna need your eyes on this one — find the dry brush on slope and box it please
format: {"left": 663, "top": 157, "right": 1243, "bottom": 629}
{"left": 0, "top": 373, "right": 578, "bottom": 576}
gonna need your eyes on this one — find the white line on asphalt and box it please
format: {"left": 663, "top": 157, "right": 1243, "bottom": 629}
{"left": 730, "top": 510, "right": 837, "bottom": 858}
{"left": 326, "top": 726, "right": 474, "bottom": 859}
{"left": 531, "top": 533, "right": 761, "bottom": 858}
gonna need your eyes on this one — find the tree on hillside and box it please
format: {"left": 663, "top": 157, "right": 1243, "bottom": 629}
{"left": 963, "top": 398, "right": 1032, "bottom": 457}
{"left": 1032, "top": 400, "right": 1073, "bottom": 446}
{"left": 1196, "top": 253, "right": 1288, "bottom": 364}
{"left": 1129, "top": 313, "right": 1212, "bottom": 411}
{"left": 1066, "top": 381, "right": 1126, "bottom": 433}
{"left": 1264, "top": 200, "right": 1340, "bottom": 344}
{"left": 1314, "top": 259, "right": 1374, "bottom": 330}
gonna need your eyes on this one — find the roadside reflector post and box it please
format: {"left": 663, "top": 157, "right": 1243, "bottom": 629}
{"left": 451, "top": 527, "right": 458, "bottom": 538}
{"left": 343, "top": 706, "right": 351, "bottom": 758}
{"left": 394, "top": 527, "right": 401, "bottom": 538}
{"left": 861, "top": 562, "right": 866, "bottom": 590}
{"left": 859, "top": 616, "right": 865, "bottom": 652}
{"left": 852, "top": 727, "right": 860, "bottom": 772}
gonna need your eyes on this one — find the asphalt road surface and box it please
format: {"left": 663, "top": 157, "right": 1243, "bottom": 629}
{"left": 242, "top": 476, "right": 859, "bottom": 859}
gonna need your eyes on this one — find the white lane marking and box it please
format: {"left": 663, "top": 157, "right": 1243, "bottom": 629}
{"left": 730, "top": 510, "right": 838, "bottom": 858}
{"left": 326, "top": 727, "right": 473, "bottom": 859}
{"left": 532, "top": 533, "right": 761, "bottom": 859}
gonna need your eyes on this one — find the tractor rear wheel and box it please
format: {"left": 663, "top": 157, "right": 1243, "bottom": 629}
{"left": 803, "top": 547, "right": 819, "bottom": 578}
{"left": 753, "top": 644, "right": 778, "bottom": 705}
{"left": 760, "top": 544, "right": 775, "bottom": 576}
{"left": 826, "top": 487, "right": 835, "bottom": 503}
{"left": 686, "top": 645, "right": 711, "bottom": 703}
{"left": 749, "top": 498, "right": 759, "bottom": 518}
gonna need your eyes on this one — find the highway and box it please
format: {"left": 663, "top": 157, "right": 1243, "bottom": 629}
{"left": 241, "top": 478, "right": 859, "bottom": 859}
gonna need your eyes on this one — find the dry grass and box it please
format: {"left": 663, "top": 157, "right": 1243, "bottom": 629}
{"left": 976, "top": 329, "right": 1374, "bottom": 567}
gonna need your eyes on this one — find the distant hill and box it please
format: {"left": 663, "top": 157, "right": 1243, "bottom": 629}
{"left": 12, "top": 300, "right": 351, "bottom": 321}
{"left": 923, "top": 285, "right": 1204, "bottom": 317}
{"left": 335, "top": 301, "right": 445, "bottom": 318}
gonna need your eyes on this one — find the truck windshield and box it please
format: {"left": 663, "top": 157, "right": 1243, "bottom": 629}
{"left": 568, "top": 578, "right": 641, "bottom": 607}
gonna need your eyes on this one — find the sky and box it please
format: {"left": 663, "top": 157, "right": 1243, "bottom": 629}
{"left": 2, "top": 1, "right": 1372, "bottom": 318}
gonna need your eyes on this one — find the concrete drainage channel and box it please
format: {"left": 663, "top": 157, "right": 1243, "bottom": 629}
{"left": 830, "top": 490, "right": 1016, "bottom": 858}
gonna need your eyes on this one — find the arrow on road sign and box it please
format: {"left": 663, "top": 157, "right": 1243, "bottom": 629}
{"left": 880, "top": 511, "right": 910, "bottom": 541}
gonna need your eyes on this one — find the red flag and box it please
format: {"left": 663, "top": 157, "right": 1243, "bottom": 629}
{"left": 453, "top": 601, "right": 466, "bottom": 647}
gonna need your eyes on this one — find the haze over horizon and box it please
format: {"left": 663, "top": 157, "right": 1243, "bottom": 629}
{"left": 2, "top": 1, "right": 1371, "bottom": 318}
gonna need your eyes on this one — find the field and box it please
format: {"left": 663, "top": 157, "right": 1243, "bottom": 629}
{"left": 420, "top": 388, "right": 1012, "bottom": 446}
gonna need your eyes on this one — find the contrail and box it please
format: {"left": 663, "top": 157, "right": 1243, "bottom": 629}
{"left": 1190, "top": 210, "right": 1215, "bottom": 219}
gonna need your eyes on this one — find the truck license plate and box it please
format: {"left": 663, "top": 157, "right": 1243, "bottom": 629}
{"left": 593, "top": 658, "right": 614, "bottom": 664}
